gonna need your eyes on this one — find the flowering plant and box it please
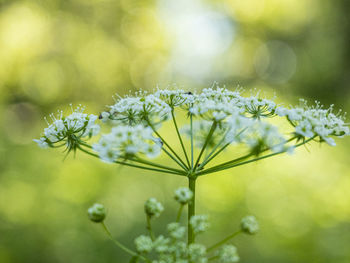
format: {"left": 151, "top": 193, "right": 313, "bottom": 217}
{"left": 35, "top": 86, "right": 349, "bottom": 262}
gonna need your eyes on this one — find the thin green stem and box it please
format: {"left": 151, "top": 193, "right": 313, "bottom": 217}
{"left": 176, "top": 204, "right": 184, "bottom": 222}
{"left": 147, "top": 121, "right": 189, "bottom": 170}
{"left": 77, "top": 140, "right": 92, "bottom": 148}
{"left": 77, "top": 146, "right": 185, "bottom": 176}
{"left": 199, "top": 127, "right": 250, "bottom": 170}
{"left": 190, "top": 114, "right": 194, "bottom": 169}
{"left": 101, "top": 222, "right": 143, "bottom": 259}
{"left": 172, "top": 110, "right": 191, "bottom": 168}
{"left": 198, "top": 153, "right": 252, "bottom": 175}
{"left": 133, "top": 156, "right": 185, "bottom": 174}
{"left": 146, "top": 216, "right": 155, "bottom": 241}
{"left": 197, "top": 136, "right": 316, "bottom": 176}
{"left": 203, "top": 135, "right": 298, "bottom": 173}
{"left": 194, "top": 121, "right": 217, "bottom": 171}
{"left": 188, "top": 177, "right": 196, "bottom": 244}
{"left": 162, "top": 147, "right": 188, "bottom": 171}
{"left": 207, "top": 230, "right": 242, "bottom": 252}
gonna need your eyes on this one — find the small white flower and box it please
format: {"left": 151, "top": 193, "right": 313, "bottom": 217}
{"left": 188, "top": 244, "right": 207, "bottom": 263}
{"left": 167, "top": 222, "right": 186, "bottom": 240}
{"left": 153, "top": 235, "right": 170, "bottom": 253}
{"left": 240, "top": 216, "right": 259, "bottom": 235}
{"left": 93, "top": 125, "right": 161, "bottom": 161}
{"left": 190, "top": 215, "right": 209, "bottom": 234}
{"left": 217, "top": 245, "right": 240, "bottom": 263}
{"left": 135, "top": 235, "right": 153, "bottom": 253}
{"left": 295, "top": 120, "right": 314, "bottom": 138}
{"left": 174, "top": 187, "right": 193, "bottom": 204}
{"left": 33, "top": 137, "right": 49, "bottom": 149}
{"left": 144, "top": 197, "right": 164, "bottom": 218}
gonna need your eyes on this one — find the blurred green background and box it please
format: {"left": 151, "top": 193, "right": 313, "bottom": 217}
{"left": 0, "top": 0, "right": 350, "bottom": 262}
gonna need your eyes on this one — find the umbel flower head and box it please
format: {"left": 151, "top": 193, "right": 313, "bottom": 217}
{"left": 35, "top": 86, "right": 349, "bottom": 177}
{"left": 34, "top": 105, "right": 100, "bottom": 154}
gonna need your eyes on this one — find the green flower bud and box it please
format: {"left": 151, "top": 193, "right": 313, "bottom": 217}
{"left": 87, "top": 203, "right": 106, "bottom": 223}
{"left": 144, "top": 197, "right": 164, "bottom": 218}
{"left": 240, "top": 215, "right": 259, "bottom": 235}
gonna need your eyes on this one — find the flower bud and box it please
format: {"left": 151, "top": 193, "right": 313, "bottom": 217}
{"left": 134, "top": 235, "right": 153, "bottom": 253}
{"left": 167, "top": 222, "right": 186, "bottom": 240}
{"left": 240, "top": 216, "right": 259, "bottom": 235}
{"left": 174, "top": 187, "right": 193, "bottom": 205}
{"left": 87, "top": 203, "right": 106, "bottom": 223}
{"left": 144, "top": 197, "right": 164, "bottom": 218}
{"left": 217, "top": 245, "right": 239, "bottom": 263}
{"left": 190, "top": 215, "right": 209, "bottom": 234}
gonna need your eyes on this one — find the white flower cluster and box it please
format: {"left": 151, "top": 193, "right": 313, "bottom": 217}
{"left": 244, "top": 122, "right": 290, "bottom": 154}
{"left": 217, "top": 245, "right": 240, "bottom": 263}
{"left": 188, "top": 244, "right": 207, "bottom": 263}
{"left": 34, "top": 105, "right": 100, "bottom": 149}
{"left": 35, "top": 86, "right": 349, "bottom": 165}
{"left": 154, "top": 89, "right": 195, "bottom": 108}
{"left": 92, "top": 125, "right": 161, "bottom": 163}
{"left": 190, "top": 215, "right": 210, "bottom": 234}
{"left": 167, "top": 222, "right": 186, "bottom": 239}
{"left": 189, "top": 88, "right": 244, "bottom": 121}
{"left": 276, "top": 100, "right": 349, "bottom": 146}
{"left": 240, "top": 216, "right": 259, "bottom": 235}
{"left": 174, "top": 187, "right": 193, "bottom": 205}
{"left": 134, "top": 235, "right": 153, "bottom": 253}
{"left": 107, "top": 92, "right": 172, "bottom": 125}
{"left": 144, "top": 197, "right": 164, "bottom": 218}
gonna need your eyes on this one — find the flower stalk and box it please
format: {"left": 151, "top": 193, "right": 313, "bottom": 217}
{"left": 188, "top": 177, "right": 197, "bottom": 244}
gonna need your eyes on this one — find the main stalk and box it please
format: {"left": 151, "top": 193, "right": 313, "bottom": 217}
{"left": 188, "top": 176, "right": 196, "bottom": 244}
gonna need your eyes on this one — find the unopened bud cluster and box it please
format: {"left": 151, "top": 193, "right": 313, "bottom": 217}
{"left": 240, "top": 216, "right": 259, "bottom": 235}
{"left": 174, "top": 187, "right": 193, "bottom": 204}
{"left": 144, "top": 197, "right": 164, "bottom": 218}
{"left": 87, "top": 203, "right": 106, "bottom": 223}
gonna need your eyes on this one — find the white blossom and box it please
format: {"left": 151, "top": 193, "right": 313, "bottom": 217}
{"left": 217, "top": 245, "right": 240, "bottom": 263}
{"left": 153, "top": 235, "right": 170, "bottom": 253}
{"left": 190, "top": 215, "right": 209, "bottom": 234}
{"left": 144, "top": 197, "right": 164, "bottom": 218}
{"left": 174, "top": 187, "right": 193, "bottom": 205}
{"left": 240, "top": 216, "right": 259, "bottom": 235}
{"left": 167, "top": 223, "right": 186, "bottom": 240}
{"left": 92, "top": 125, "right": 161, "bottom": 163}
{"left": 109, "top": 92, "right": 171, "bottom": 125}
{"left": 34, "top": 105, "right": 100, "bottom": 149}
{"left": 188, "top": 244, "right": 207, "bottom": 263}
{"left": 135, "top": 235, "right": 153, "bottom": 253}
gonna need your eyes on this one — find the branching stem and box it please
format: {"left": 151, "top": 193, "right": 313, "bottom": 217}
{"left": 101, "top": 222, "right": 144, "bottom": 260}
{"left": 207, "top": 230, "right": 242, "bottom": 252}
{"left": 172, "top": 110, "right": 191, "bottom": 168}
